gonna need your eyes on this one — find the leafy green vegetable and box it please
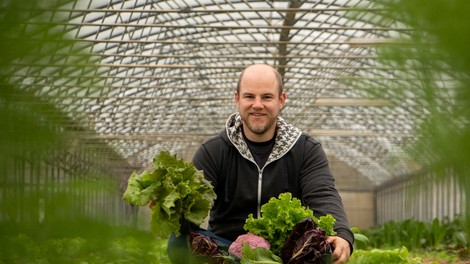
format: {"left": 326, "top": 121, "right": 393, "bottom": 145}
{"left": 314, "top": 214, "right": 337, "bottom": 236}
{"left": 348, "top": 247, "right": 422, "bottom": 264}
{"left": 352, "top": 230, "right": 370, "bottom": 249}
{"left": 240, "top": 244, "right": 282, "bottom": 264}
{"left": 243, "top": 193, "right": 314, "bottom": 255}
{"left": 243, "top": 193, "right": 338, "bottom": 257}
{"left": 122, "top": 150, "right": 216, "bottom": 238}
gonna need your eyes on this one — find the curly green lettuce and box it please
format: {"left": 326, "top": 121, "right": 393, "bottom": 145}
{"left": 123, "top": 150, "right": 216, "bottom": 238}
{"left": 243, "top": 193, "right": 337, "bottom": 256}
{"left": 243, "top": 193, "right": 313, "bottom": 255}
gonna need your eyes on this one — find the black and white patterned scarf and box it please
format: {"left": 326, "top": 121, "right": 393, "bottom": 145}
{"left": 225, "top": 112, "right": 302, "bottom": 167}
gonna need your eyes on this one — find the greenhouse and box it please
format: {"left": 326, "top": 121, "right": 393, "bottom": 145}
{"left": 1, "top": 0, "right": 469, "bottom": 263}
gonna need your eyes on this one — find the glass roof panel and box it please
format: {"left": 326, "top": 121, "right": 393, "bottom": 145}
{"left": 5, "top": 0, "right": 448, "bottom": 189}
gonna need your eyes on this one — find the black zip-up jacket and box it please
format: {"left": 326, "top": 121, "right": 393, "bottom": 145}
{"left": 192, "top": 113, "right": 354, "bottom": 248}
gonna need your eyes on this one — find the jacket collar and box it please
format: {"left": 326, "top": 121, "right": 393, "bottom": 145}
{"left": 225, "top": 112, "right": 302, "bottom": 166}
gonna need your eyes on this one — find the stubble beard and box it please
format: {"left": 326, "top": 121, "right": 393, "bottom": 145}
{"left": 243, "top": 115, "right": 277, "bottom": 135}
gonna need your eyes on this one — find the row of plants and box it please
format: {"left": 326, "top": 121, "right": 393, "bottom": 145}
{"left": 0, "top": 219, "right": 170, "bottom": 264}
{"left": 355, "top": 215, "right": 468, "bottom": 251}
{"left": 1, "top": 216, "right": 468, "bottom": 263}
{"left": 0, "top": 235, "right": 450, "bottom": 264}
{"left": 0, "top": 233, "right": 169, "bottom": 264}
{"left": 349, "top": 215, "right": 469, "bottom": 264}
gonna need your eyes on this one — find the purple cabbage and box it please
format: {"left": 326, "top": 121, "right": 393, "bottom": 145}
{"left": 280, "top": 218, "right": 332, "bottom": 264}
{"left": 189, "top": 233, "right": 226, "bottom": 264}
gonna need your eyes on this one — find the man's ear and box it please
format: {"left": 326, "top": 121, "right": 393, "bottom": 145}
{"left": 279, "top": 92, "right": 286, "bottom": 108}
{"left": 235, "top": 91, "right": 240, "bottom": 107}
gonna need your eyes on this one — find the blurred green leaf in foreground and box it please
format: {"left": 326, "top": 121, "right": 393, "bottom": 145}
{"left": 0, "top": 0, "right": 135, "bottom": 246}
{"left": 353, "top": 0, "right": 470, "bottom": 240}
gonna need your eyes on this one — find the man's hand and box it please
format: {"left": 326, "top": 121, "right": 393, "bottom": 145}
{"left": 326, "top": 236, "right": 351, "bottom": 264}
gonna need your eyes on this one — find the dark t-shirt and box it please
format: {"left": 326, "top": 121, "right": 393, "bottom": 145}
{"left": 243, "top": 133, "right": 275, "bottom": 168}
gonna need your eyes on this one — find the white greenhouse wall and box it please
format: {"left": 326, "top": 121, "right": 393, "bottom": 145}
{"left": 0, "top": 149, "right": 135, "bottom": 227}
{"left": 375, "top": 174, "right": 466, "bottom": 225}
{"left": 341, "top": 191, "right": 375, "bottom": 229}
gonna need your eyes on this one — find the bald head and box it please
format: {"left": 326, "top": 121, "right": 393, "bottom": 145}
{"left": 236, "top": 64, "right": 284, "bottom": 97}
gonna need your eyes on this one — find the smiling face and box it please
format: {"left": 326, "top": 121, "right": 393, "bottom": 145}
{"left": 235, "top": 64, "right": 286, "bottom": 142}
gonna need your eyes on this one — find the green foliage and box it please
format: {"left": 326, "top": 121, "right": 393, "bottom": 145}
{"left": 1, "top": 0, "right": 67, "bottom": 162}
{"left": 359, "top": 216, "right": 467, "bottom": 251}
{"left": 348, "top": 247, "right": 422, "bottom": 264}
{"left": 351, "top": 227, "right": 370, "bottom": 249}
{"left": 356, "top": 0, "right": 470, "bottom": 237}
{"left": 240, "top": 244, "right": 283, "bottom": 264}
{"left": 123, "top": 150, "right": 216, "bottom": 238}
{"left": 243, "top": 193, "right": 337, "bottom": 256}
{"left": 411, "top": 249, "right": 460, "bottom": 264}
{"left": 314, "top": 214, "right": 337, "bottom": 236}
{"left": 0, "top": 222, "right": 170, "bottom": 264}
{"left": 0, "top": 0, "right": 98, "bottom": 162}
{"left": 351, "top": 217, "right": 469, "bottom": 263}
{"left": 243, "top": 193, "right": 313, "bottom": 255}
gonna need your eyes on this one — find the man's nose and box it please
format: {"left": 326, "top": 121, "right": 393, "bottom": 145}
{"left": 252, "top": 97, "right": 264, "bottom": 108}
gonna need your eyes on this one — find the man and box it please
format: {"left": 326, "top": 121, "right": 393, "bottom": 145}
{"left": 169, "top": 64, "right": 353, "bottom": 264}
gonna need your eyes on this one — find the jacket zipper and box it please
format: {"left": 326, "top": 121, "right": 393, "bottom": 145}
{"left": 257, "top": 168, "right": 263, "bottom": 218}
